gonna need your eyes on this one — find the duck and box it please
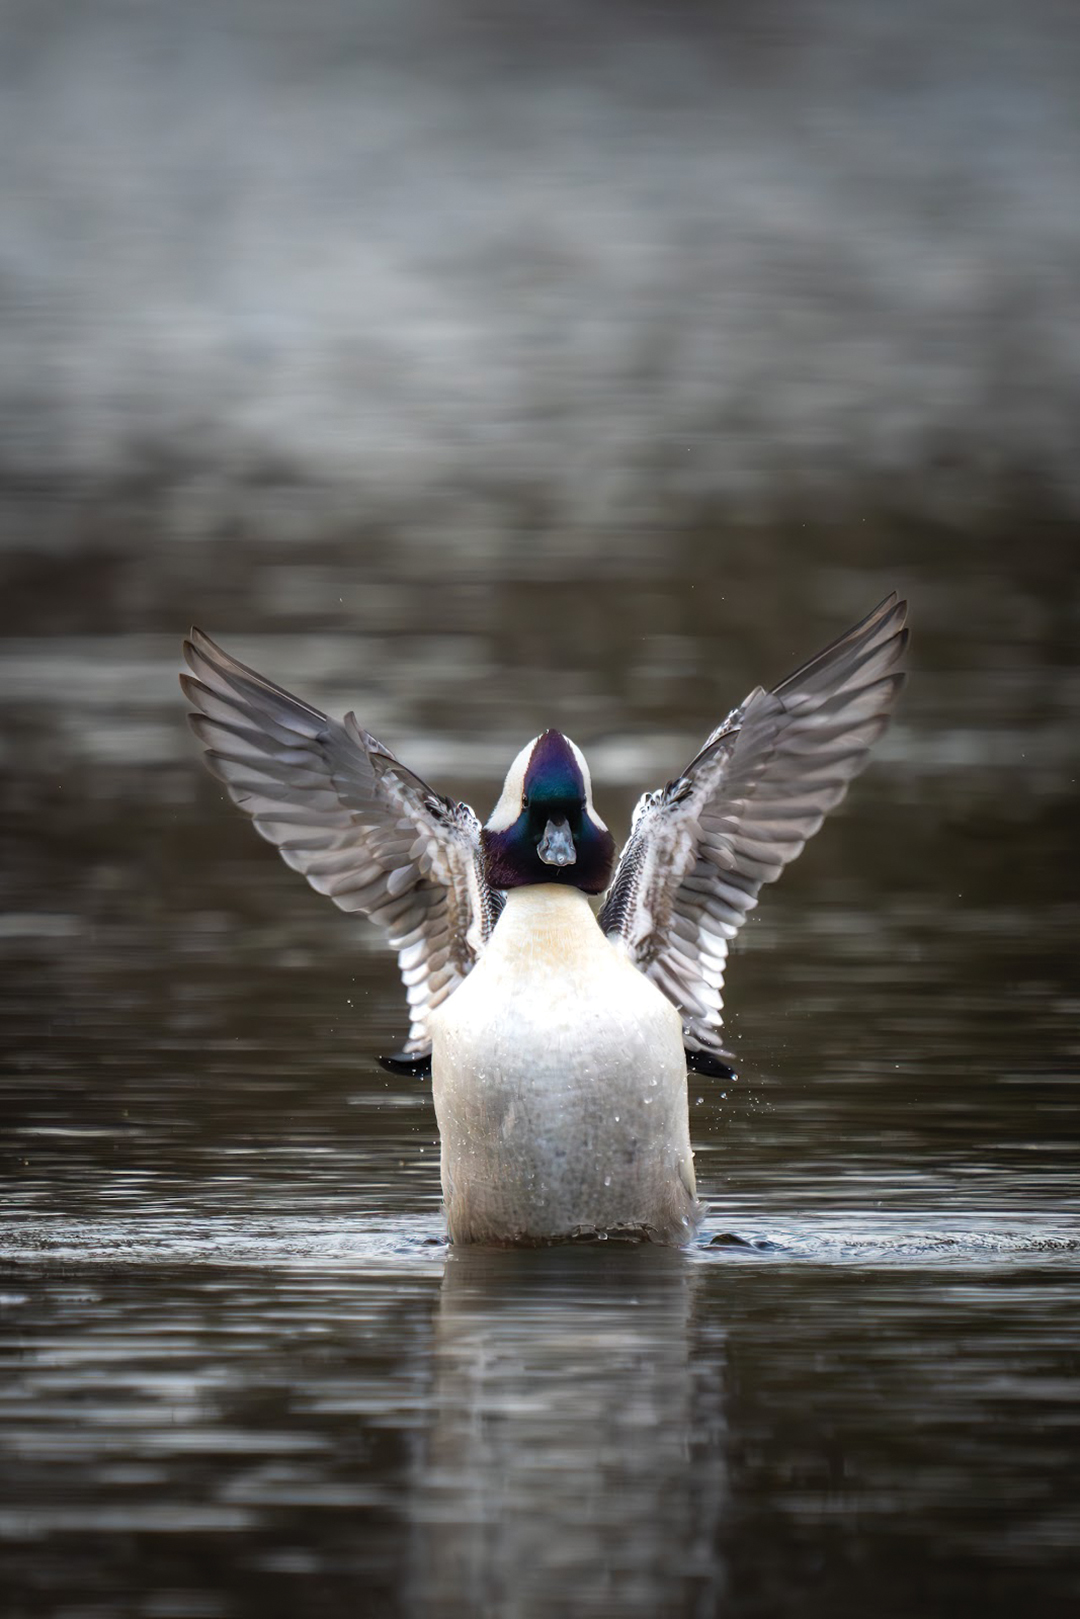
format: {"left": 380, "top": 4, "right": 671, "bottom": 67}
{"left": 182, "top": 592, "right": 907, "bottom": 1246}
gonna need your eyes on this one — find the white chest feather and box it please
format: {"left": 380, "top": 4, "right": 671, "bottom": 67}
{"left": 428, "top": 886, "right": 698, "bottom": 1245}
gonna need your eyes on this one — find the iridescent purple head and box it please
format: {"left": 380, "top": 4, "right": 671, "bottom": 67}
{"left": 481, "top": 730, "right": 616, "bottom": 894}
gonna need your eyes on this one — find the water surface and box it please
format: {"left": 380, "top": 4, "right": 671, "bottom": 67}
{"left": 2, "top": 543, "right": 1078, "bottom": 1616}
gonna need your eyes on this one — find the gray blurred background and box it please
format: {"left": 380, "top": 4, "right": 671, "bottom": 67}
{"left": 1, "top": 0, "right": 1079, "bottom": 632}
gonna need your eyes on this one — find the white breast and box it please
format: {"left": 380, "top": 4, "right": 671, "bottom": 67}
{"left": 428, "top": 885, "right": 699, "bottom": 1245}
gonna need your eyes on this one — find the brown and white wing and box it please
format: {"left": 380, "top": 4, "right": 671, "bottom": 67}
{"left": 181, "top": 628, "right": 503, "bottom": 1056}
{"left": 598, "top": 594, "right": 908, "bottom": 1064}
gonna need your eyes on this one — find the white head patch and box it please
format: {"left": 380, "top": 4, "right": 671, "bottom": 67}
{"left": 485, "top": 732, "right": 606, "bottom": 832}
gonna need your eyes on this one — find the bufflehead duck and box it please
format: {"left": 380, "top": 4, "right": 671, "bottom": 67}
{"left": 182, "top": 593, "right": 907, "bottom": 1245}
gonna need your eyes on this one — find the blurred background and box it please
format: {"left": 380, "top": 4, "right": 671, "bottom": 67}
{"left": 3, "top": 0, "right": 1080, "bottom": 606}
{"left": 1, "top": 4, "right": 1078, "bottom": 1618}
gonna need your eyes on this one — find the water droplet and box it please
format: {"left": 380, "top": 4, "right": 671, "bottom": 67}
{"left": 603, "top": 1174, "right": 611, "bottom": 1187}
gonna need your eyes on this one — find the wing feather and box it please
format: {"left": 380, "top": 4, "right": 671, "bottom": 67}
{"left": 182, "top": 628, "right": 503, "bottom": 1055}
{"left": 598, "top": 594, "right": 908, "bottom": 1059}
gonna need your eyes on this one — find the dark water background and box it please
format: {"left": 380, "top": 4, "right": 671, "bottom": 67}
{"left": 2, "top": 3, "right": 1080, "bottom": 1616}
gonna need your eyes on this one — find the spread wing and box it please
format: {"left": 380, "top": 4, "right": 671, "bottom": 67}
{"left": 181, "top": 628, "right": 503, "bottom": 1057}
{"left": 598, "top": 594, "right": 908, "bottom": 1064}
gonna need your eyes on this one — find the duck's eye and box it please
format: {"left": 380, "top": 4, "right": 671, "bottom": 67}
{"left": 522, "top": 795, "right": 530, "bottom": 810}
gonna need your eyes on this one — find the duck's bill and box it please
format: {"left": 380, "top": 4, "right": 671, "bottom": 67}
{"left": 537, "top": 815, "right": 576, "bottom": 866}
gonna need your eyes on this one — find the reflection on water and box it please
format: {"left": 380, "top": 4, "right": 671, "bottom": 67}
{"left": 1, "top": 533, "right": 1079, "bottom": 1616}
{"left": 410, "top": 1248, "right": 724, "bottom": 1619}
{"left": 2, "top": 1229, "right": 1079, "bottom": 1619}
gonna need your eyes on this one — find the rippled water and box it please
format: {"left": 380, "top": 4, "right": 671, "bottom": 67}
{"left": 2, "top": 538, "right": 1078, "bottom": 1616}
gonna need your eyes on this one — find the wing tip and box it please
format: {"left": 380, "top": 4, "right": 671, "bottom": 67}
{"left": 685, "top": 1045, "right": 738, "bottom": 1081}
{"left": 378, "top": 1047, "right": 433, "bottom": 1079}
{"left": 182, "top": 625, "right": 219, "bottom": 668}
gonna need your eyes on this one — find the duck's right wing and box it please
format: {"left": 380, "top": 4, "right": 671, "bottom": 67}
{"left": 181, "top": 629, "right": 503, "bottom": 1059}
{"left": 598, "top": 594, "right": 908, "bottom": 1071}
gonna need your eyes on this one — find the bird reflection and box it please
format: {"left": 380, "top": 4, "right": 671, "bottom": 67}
{"left": 407, "top": 1245, "right": 726, "bottom": 1618}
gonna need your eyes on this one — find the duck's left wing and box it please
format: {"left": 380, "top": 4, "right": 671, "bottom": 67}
{"left": 598, "top": 594, "right": 908, "bottom": 1071}
{"left": 181, "top": 628, "right": 503, "bottom": 1060}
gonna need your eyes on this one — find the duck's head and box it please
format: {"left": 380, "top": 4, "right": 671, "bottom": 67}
{"left": 481, "top": 730, "right": 616, "bottom": 894}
